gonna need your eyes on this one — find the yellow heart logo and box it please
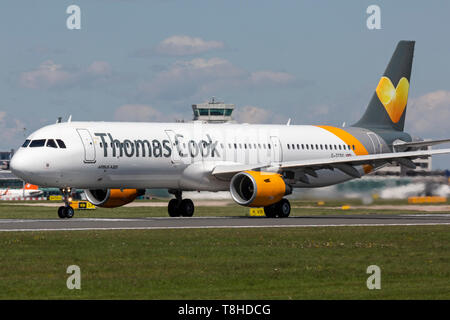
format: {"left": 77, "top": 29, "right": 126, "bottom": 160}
{"left": 376, "top": 77, "right": 409, "bottom": 123}
{"left": 376, "top": 76, "right": 409, "bottom": 123}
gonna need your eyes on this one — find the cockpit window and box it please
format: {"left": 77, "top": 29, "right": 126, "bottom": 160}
{"left": 22, "top": 140, "right": 31, "bottom": 148}
{"left": 56, "top": 139, "right": 66, "bottom": 149}
{"left": 29, "top": 139, "right": 46, "bottom": 148}
{"left": 46, "top": 139, "right": 58, "bottom": 148}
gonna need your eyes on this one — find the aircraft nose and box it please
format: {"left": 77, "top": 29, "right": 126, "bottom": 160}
{"left": 10, "top": 151, "right": 33, "bottom": 179}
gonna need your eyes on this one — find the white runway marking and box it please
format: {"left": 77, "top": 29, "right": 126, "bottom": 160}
{"left": 1, "top": 222, "right": 450, "bottom": 232}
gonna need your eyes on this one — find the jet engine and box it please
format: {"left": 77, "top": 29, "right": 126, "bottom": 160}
{"left": 84, "top": 189, "right": 145, "bottom": 208}
{"left": 230, "top": 171, "right": 291, "bottom": 207}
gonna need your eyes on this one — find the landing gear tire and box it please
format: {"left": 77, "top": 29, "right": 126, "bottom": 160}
{"left": 168, "top": 199, "right": 181, "bottom": 217}
{"left": 180, "top": 199, "right": 194, "bottom": 217}
{"left": 277, "top": 198, "right": 291, "bottom": 218}
{"left": 58, "top": 206, "right": 66, "bottom": 219}
{"left": 65, "top": 206, "right": 75, "bottom": 219}
{"left": 57, "top": 206, "right": 75, "bottom": 219}
{"left": 264, "top": 204, "right": 277, "bottom": 218}
{"left": 167, "top": 190, "right": 195, "bottom": 217}
{"left": 264, "top": 198, "right": 290, "bottom": 218}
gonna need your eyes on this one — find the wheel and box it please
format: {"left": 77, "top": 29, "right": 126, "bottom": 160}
{"left": 65, "top": 206, "right": 75, "bottom": 219}
{"left": 168, "top": 199, "right": 180, "bottom": 217}
{"left": 58, "top": 206, "right": 66, "bottom": 219}
{"left": 179, "top": 199, "right": 194, "bottom": 217}
{"left": 277, "top": 199, "right": 291, "bottom": 218}
{"left": 264, "top": 204, "right": 277, "bottom": 218}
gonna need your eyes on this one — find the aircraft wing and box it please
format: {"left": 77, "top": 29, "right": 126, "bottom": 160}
{"left": 212, "top": 148, "right": 450, "bottom": 179}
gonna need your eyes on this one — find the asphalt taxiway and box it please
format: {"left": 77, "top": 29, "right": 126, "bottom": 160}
{"left": 0, "top": 214, "right": 449, "bottom": 232}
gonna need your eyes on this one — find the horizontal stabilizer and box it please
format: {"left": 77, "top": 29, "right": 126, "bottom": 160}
{"left": 393, "top": 138, "right": 450, "bottom": 151}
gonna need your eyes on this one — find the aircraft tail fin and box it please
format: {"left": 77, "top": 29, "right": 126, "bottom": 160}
{"left": 353, "top": 40, "right": 415, "bottom": 132}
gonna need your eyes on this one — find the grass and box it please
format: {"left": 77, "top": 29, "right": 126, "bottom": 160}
{"left": 0, "top": 198, "right": 448, "bottom": 219}
{"left": 0, "top": 200, "right": 448, "bottom": 299}
{"left": 0, "top": 226, "right": 449, "bottom": 299}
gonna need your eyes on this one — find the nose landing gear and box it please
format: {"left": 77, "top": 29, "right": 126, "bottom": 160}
{"left": 168, "top": 190, "right": 195, "bottom": 217}
{"left": 57, "top": 187, "right": 75, "bottom": 219}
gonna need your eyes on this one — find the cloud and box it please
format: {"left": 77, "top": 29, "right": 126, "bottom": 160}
{"left": 156, "top": 35, "right": 224, "bottom": 56}
{"left": 113, "top": 104, "right": 181, "bottom": 122}
{"left": 134, "top": 35, "right": 225, "bottom": 57}
{"left": 406, "top": 90, "right": 450, "bottom": 137}
{"left": 233, "top": 106, "right": 272, "bottom": 123}
{"left": 249, "top": 71, "right": 295, "bottom": 86}
{"left": 0, "top": 111, "right": 26, "bottom": 148}
{"left": 19, "top": 60, "right": 72, "bottom": 89}
{"left": 19, "top": 60, "right": 113, "bottom": 89}
{"left": 138, "top": 57, "right": 295, "bottom": 101}
{"left": 87, "top": 61, "right": 112, "bottom": 76}
{"left": 233, "top": 105, "right": 287, "bottom": 124}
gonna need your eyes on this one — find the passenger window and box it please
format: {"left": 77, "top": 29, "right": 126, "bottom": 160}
{"left": 46, "top": 139, "right": 58, "bottom": 148}
{"left": 287, "top": 144, "right": 290, "bottom": 149}
{"left": 22, "top": 140, "right": 31, "bottom": 148}
{"left": 56, "top": 139, "right": 66, "bottom": 148}
{"left": 29, "top": 139, "right": 46, "bottom": 147}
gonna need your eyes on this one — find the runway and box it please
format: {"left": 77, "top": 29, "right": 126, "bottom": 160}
{"left": 0, "top": 214, "right": 449, "bottom": 232}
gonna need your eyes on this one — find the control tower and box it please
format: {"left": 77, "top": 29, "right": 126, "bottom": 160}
{"left": 192, "top": 97, "right": 234, "bottom": 123}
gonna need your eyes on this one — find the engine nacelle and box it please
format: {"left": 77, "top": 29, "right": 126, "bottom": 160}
{"left": 230, "top": 171, "right": 291, "bottom": 207}
{"left": 84, "top": 189, "right": 145, "bottom": 208}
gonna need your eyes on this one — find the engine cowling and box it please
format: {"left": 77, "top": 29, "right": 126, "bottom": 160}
{"left": 230, "top": 171, "right": 291, "bottom": 207}
{"left": 84, "top": 189, "right": 145, "bottom": 208}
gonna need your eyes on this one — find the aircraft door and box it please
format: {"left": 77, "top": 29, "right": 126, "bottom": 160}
{"left": 165, "top": 130, "right": 183, "bottom": 166}
{"left": 76, "top": 129, "right": 96, "bottom": 163}
{"left": 270, "top": 136, "right": 282, "bottom": 164}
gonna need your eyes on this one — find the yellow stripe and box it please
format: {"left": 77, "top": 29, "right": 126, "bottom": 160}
{"left": 315, "top": 125, "right": 368, "bottom": 155}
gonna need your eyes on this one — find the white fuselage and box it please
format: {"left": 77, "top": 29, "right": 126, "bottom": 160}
{"left": 10, "top": 121, "right": 378, "bottom": 191}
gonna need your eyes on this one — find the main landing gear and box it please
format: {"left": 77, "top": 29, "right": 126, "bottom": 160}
{"left": 168, "top": 190, "right": 195, "bottom": 217}
{"left": 263, "top": 198, "right": 291, "bottom": 218}
{"left": 57, "top": 187, "right": 75, "bottom": 219}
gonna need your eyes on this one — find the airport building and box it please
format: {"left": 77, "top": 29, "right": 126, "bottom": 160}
{"left": 192, "top": 97, "right": 235, "bottom": 123}
{"left": 0, "top": 170, "right": 23, "bottom": 189}
{"left": 0, "top": 150, "right": 14, "bottom": 170}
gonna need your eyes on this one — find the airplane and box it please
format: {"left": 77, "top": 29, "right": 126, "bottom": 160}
{"left": 0, "top": 183, "right": 43, "bottom": 199}
{"left": 9, "top": 40, "right": 450, "bottom": 219}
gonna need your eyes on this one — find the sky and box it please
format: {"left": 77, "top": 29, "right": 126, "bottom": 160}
{"left": 1, "top": 0, "right": 450, "bottom": 168}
